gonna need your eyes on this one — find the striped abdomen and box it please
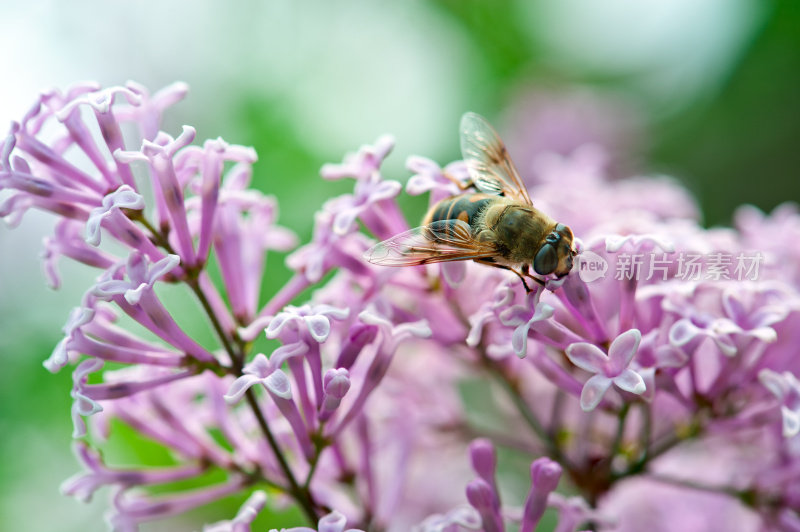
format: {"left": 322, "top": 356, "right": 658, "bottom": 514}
{"left": 423, "top": 194, "right": 495, "bottom": 235}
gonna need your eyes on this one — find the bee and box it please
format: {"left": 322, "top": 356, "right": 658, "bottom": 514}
{"left": 365, "top": 112, "right": 577, "bottom": 292}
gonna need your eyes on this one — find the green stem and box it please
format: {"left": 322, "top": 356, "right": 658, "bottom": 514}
{"left": 132, "top": 211, "right": 321, "bottom": 524}
{"left": 610, "top": 402, "right": 630, "bottom": 460}
{"left": 186, "top": 278, "right": 239, "bottom": 364}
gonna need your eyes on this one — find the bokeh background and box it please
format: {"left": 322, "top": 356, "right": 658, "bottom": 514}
{"left": 0, "top": 1, "right": 797, "bottom": 530}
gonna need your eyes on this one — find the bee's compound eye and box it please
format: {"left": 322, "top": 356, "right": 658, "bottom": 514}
{"left": 533, "top": 243, "right": 558, "bottom": 275}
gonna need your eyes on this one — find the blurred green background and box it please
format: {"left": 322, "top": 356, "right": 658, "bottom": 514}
{"left": 0, "top": 1, "right": 797, "bottom": 530}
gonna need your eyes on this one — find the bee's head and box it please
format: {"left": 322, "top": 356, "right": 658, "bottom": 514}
{"left": 533, "top": 223, "right": 576, "bottom": 277}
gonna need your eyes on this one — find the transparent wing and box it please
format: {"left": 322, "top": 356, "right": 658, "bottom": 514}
{"left": 460, "top": 112, "right": 532, "bottom": 205}
{"left": 364, "top": 219, "right": 498, "bottom": 266}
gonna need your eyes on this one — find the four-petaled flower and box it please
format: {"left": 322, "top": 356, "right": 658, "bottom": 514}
{"left": 84, "top": 185, "right": 145, "bottom": 246}
{"left": 93, "top": 252, "right": 181, "bottom": 305}
{"left": 499, "top": 289, "right": 555, "bottom": 358}
{"left": 6, "top": 78, "right": 800, "bottom": 531}
{"left": 566, "top": 329, "right": 647, "bottom": 411}
{"left": 266, "top": 304, "right": 350, "bottom": 343}
{"left": 224, "top": 353, "right": 291, "bottom": 404}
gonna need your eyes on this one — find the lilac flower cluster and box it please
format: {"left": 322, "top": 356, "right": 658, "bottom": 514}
{"left": 2, "top": 81, "right": 800, "bottom": 532}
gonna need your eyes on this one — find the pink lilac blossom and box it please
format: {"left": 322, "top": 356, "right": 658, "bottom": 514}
{"left": 2, "top": 80, "right": 800, "bottom": 532}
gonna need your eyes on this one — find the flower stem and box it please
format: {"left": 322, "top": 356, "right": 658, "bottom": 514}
{"left": 481, "top": 353, "right": 575, "bottom": 471}
{"left": 243, "top": 388, "right": 321, "bottom": 523}
{"left": 187, "top": 278, "right": 239, "bottom": 362}
{"left": 134, "top": 210, "right": 321, "bottom": 524}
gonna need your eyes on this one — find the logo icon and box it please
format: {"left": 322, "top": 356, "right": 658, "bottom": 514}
{"left": 577, "top": 250, "right": 608, "bottom": 283}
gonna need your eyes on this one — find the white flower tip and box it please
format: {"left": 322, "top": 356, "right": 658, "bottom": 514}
{"left": 123, "top": 285, "right": 146, "bottom": 305}
{"left": 781, "top": 407, "right": 800, "bottom": 438}
{"left": 534, "top": 303, "right": 555, "bottom": 321}
{"left": 223, "top": 391, "right": 244, "bottom": 405}
{"left": 113, "top": 148, "right": 148, "bottom": 164}
{"left": 396, "top": 320, "right": 432, "bottom": 340}
{"left": 222, "top": 394, "right": 238, "bottom": 405}
{"left": 44, "top": 339, "right": 69, "bottom": 373}
{"left": 358, "top": 309, "right": 391, "bottom": 328}
{"left": 604, "top": 235, "right": 629, "bottom": 253}
{"left": 758, "top": 369, "right": 784, "bottom": 398}
{"left": 84, "top": 221, "right": 102, "bottom": 246}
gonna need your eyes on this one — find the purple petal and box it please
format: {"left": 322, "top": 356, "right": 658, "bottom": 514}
{"left": 721, "top": 290, "right": 748, "bottom": 324}
{"left": 393, "top": 320, "right": 433, "bottom": 341}
{"left": 565, "top": 342, "right": 607, "bottom": 373}
{"left": 70, "top": 402, "right": 89, "bottom": 438}
{"left": 224, "top": 375, "right": 262, "bottom": 404}
{"left": 369, "top": 179, "right": 402, "bottom": 202}
{"left": 580, "top": 375, "right": 612, "bottom": 412}
{"left": 72, "top": 391, "right": 103, "bottom": 417}
{"left": 317, "top": 511, "right": 348, "bottom": 532}
{"left": 654, "top": 344, "right": 688, "bottom": 368}
{"left": 613, "top": 368, "right": 646, "bottom": 395}
{"left": 315, "top": 305, "right": 350, "bottom": 320}
{"left": 230, "top": 490, "right": 267, "bottom": 529}
{"left": 466, "top": 310, "right": 494, "bottom": 347}
{"left": 781, "top": 406, "right": 800, "bottom": 438}
{"left": 270, "top": 342, "right": 309, "bottom": 368}
{"left": 265, "top": 312, "right": 292, "bottom": 339}
{"left": 639, "top": 367, "right": 656, "bottom": 402}
{"left": 237, "top": 315, "right": 273, "bottom": 342}
{"left": 146, "top": 254, "right": 181, "bottom": 284}
{"left": 125, "top": 251, "right": 148, "bottom": 284}
{"left": 531, "top": 302, "right": 555, "bottom": 323}
{"left": 264, "top": 369, "right": 292, "bottom": 399}
{"left": 499, "top": 304, "right": 531, "bottom": 326}
{"left": 608, "top": 329, "right": 641, "bottom": 374}
{"left": 332, "top": 207, "right": 359, "bottom": 236}
{"left": 92, "top": 279, "right": 132, "bottom": 300}
{"left": 512, "top": 320, "right": 532, "bottom": 358}
{"left": 712, "top": 334, "right": 738, "bottom": 357}
{"left": 44, "top": 338, "right": 70, "bottom": 373}
{"left": 669, "top": 318, "right": 702, "bottom": 347}
{"left": 304, "top": 315, "right": 331, "bottom": 343}
{"left": 759, "top": 369, "right": 788, "bottom": 399}
{"left": 749, "top": 326, "right": 778, "bottom": 343}
{"left": 84, "top": 214, "right": 104, "bottom": 247}
{"left": 242, "top": 353, "right": 272, "bottom": 378}
{"left": 752, "top": 305, "right": 789, "bottom": 328}
{"left": 74, "top": 357, "right": 104, "bottom": 381}
{"left": 85, "top": 186, "right": 144, "bottom": 246}
{"left": 123, "top": 284, "right": 147, "bottom": 305}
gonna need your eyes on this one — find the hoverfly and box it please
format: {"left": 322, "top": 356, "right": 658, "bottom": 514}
{"left": 365, "top": 112, "right": 577, "bottom": 292}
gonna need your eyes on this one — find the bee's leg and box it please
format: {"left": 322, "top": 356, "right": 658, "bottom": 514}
{"left": 520, "top": 264, "right": 546, "bottom": 287}
{"left": 476, "top": 259, "right": 532, "bottom": 293}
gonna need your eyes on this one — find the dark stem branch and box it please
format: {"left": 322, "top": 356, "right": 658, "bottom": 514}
{"left": 133, "top": 211, "right": 321, "bottom": 524}
{"left": 244, "top": 388, "right": 320, "bottom": 522}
